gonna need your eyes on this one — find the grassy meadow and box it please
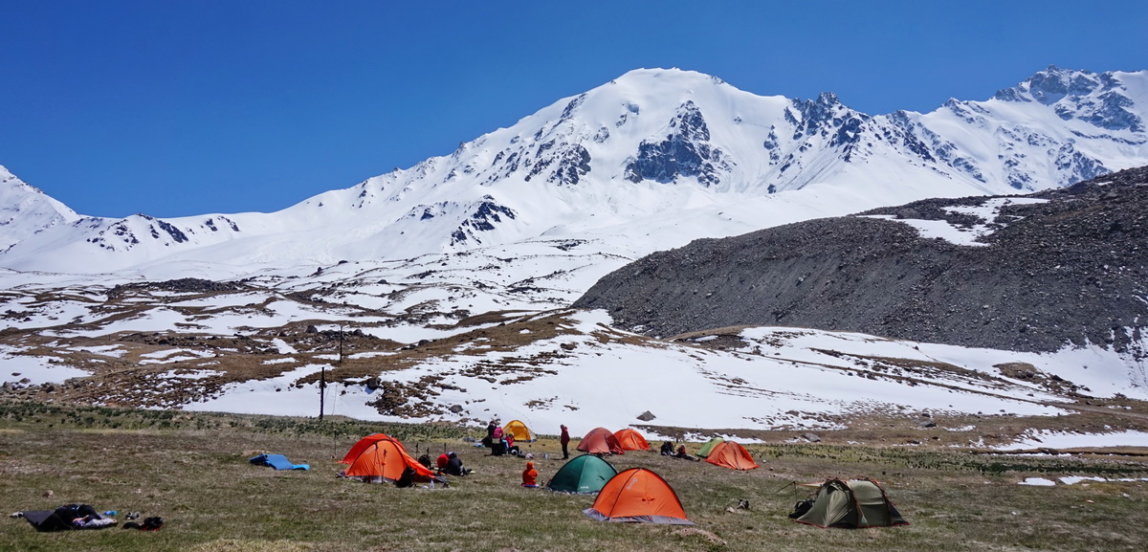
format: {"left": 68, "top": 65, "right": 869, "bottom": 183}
{"left": 1, "top": 401, "right": 1147, "bottom": 552}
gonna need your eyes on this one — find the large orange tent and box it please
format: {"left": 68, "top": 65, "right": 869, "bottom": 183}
{"left": 577, "top": 427, "right": 624, "bottom": 455}
{"left": 340, "top": 434, "right": 435, "bottom": 483}
{"left": 584, "top": 468, "right": 693, "bottom": 525}
{"left": 503, "top": 419, "right": 535, "bottom": 442}
{"left": 613, "top": 428, "right": 650, "bottom": 451}
{"left": 340, "top": 433, "right": 399, "bottom": 464}
{"left": 704, "top": 441, "right": 759, "bottom": 470}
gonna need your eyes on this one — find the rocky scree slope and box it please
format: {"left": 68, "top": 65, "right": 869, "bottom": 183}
{"left": 574, "top": 166, "right": 1148, "bottom": 355}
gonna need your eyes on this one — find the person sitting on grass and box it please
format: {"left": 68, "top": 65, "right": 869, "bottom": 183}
{"left": 444, "top": 452, "right": 471, "bottom": 476}
{"left": 504, "top": 433, "right": 521, "bottom": 457}
{"left": 660, "top": 441, "right": 674, "bottom": 456}
{"left": 675, "top": 445, "right": 700, "bottom": 461}
{"left": 521, "top": 461, "right": 539, "bottom": 488}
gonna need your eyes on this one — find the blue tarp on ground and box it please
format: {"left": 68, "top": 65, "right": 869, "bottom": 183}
{"left": 249, "top": 453, "right": 310, "bottom": 471}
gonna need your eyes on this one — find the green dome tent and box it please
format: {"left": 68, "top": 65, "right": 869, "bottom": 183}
{"left": 794, "top": 478, "right": 908, "bottom": 528}
{"left": 546, "top": 454, "right": 617, "bottom": 494}
{"left": 696, "top": 437, "right": 724, "bottom": 458}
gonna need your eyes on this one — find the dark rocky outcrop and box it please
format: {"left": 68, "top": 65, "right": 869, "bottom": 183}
{"left": 574, "top": 167, "right": 1148, "bottom": 354}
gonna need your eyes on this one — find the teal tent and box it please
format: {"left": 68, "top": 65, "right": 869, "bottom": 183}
{"left": 546, "top": 454, "right": 617, "bottom": 494}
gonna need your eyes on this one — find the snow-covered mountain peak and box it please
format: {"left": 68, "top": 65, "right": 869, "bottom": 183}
{"left": 0, "top": 166, "right": 80, "bottom": 251}
{"left": 992, "top": 66, "right": 1146, "bottom": 132}
{"left": 3, "top": 67, "right": 1148, "bottom": 273}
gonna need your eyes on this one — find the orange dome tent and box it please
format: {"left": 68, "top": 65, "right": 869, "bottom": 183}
{"left": 613, "top": 428, "right": 650, "bottom": 451}
{"left": 340, "top": 433, "right": 398, "bottom": 465}
{"left": 704, "top": 441, "right": 759, "bottom": 470}
{"left": 577, "top": 427, "right": 624, "bottom": 455}
{"left": 503, "top": 419, "right": 535, "bottom": 442}
{"left": 584, "top": 468, "right": 693, "bottom": 525}
{"left": 340, "top": 434, "right": 435, "bottom": 483}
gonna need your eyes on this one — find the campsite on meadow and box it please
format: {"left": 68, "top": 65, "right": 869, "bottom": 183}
{"left": 2, "top": 402, "right": 1147, "bottom": 552}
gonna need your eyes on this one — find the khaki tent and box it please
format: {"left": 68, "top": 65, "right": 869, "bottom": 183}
{"left": 503, "top": 419, "right": 535, "bottom": 442}
{"left": 577, "top": 427, "right": 624, "bottom": 455}
{"left": 613, "top": 428, "right": 650, "bottom": 451}
{"left": 794, "top": 479, "right": 908, "bottom": 528}
{"left": 584, "top": 468, "right": 693, "bottom": 525}
{"left": 340, "top": 434, "right": 435, "bottom": 483}
{"left": 704, "top": 441, "right": 759, "bottom": 470}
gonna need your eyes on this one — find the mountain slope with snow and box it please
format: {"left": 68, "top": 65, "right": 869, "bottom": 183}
{"left": 1, "top": 66, "right": 1146, "bottom": 274}
{"left": 0, "top": 165, "right": 79, "bottom": 251}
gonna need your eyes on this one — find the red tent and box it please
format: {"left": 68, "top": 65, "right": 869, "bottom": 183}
{"left": 577, "top": 427, "right": 624, "bottom": 455}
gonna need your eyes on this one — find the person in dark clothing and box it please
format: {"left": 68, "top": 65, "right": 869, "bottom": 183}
{"left": 660, "top": 441, "right": 674, "bottom": 456}
{"left": 417, "top": 454, "right": 434, "bottom": 471}
{"left": 560, "top": 424, "right": 571, "bottom": 459}
{"left": 395, "top": 466, "right": 416, "bottom": 488}
{"left": 484, "top": 420, "right": 497, "bottom": 447}
{"left": 444, "top": 452, "right": 471, "bottom": 476}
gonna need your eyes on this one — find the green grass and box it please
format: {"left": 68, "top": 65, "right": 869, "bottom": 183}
{"left": 1, "top": 401, "right": 1146, "bottom": 551}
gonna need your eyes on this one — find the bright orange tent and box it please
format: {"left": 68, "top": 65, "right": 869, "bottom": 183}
{"left": 613, "top": 428, "right": 650, "bottom": 451}
{"left": 704, "top": 441, "right": 759, "bottom": 470}
{"left": 584, "top": 468, "right": 693, "bottom": 525}
{"left": 340, "top": 434, "right": 435, "bottom": 483}
{"left": 577, "top": 427, "right": 624, "bottom": 455}
{"left": 340, "top": 433, "right": 398, "bottom": 464}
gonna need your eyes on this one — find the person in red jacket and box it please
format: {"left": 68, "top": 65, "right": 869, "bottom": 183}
{"left": 560, "top": 424, "right": 571, "bottom": 459}
{"left": 521, "top": 461, "right": 538, "bottom": 488}
{"left": 436, "top": 453, "right": 449, "bottom": 472}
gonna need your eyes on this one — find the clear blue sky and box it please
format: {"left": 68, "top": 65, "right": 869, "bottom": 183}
{"left": 2, "top": 0, "right": 1146, "bottom": 218}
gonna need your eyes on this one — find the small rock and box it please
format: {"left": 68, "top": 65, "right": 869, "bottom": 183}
{"left": 801, "top": 432, "right": 821, "bottom": 443}
{"left": 42, "top": 490, "right": 53, "bottom": 498}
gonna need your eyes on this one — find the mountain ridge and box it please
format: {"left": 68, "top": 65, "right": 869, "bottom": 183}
{"left": 2, "top": 66, "right": 1147, "bottom": 274}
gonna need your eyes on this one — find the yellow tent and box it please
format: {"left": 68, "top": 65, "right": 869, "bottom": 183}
{"left": 503, "top": 419, "right": 535, "bottom": 442}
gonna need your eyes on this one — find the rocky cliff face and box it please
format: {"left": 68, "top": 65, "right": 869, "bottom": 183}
{"left": 574, "top": 166, "right": 1148, "bottom": 356}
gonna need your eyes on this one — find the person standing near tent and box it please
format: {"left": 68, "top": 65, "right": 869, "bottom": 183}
{"left": 560, "top": 424, "right": 571, "bottom": 459}
{"left": 522, "top": 461, "right": 539, "bottom": 487}
{"left": 484, "top": 420, "right": 497, "bottom": 447}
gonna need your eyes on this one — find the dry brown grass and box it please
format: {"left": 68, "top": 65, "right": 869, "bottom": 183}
{"left": 1, "top": 401, "right": 1147, "bottom": 552}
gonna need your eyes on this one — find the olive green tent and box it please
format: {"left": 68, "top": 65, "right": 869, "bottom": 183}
{"left": 696, "top": 437, "right": 724, "bottom": 458}
{"left": 546, "top": 454, "right": 617, "bottom": 494}
{"left": 795, "top": 478, "right": 908, "bottom": 528}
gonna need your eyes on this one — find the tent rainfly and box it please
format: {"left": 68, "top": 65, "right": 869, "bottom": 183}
{"left": 584, "top": 468, "right": 693, "bottom": 525}
{"left": 339, "top": 434, "right": 434, "bottom": 483}
{"left": 704, "top": 441, "right": 759, "bottom": 470}
{"left": 546, "top": 454, "right": 618, "bottom": 494}
{"left": 503, "top": 419, "right": 535, "bottom": 442}
{"left": 696, "top": 437, "right": 725, "bottom": 458}
{"left": 613, "top": 428, "right": 650, "bottom": 451}
{"left": 577, "top": 427, "right": 624, "bottom": 455}
{"left": 794, "top": 478, "right": 908, "bottom": 528}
